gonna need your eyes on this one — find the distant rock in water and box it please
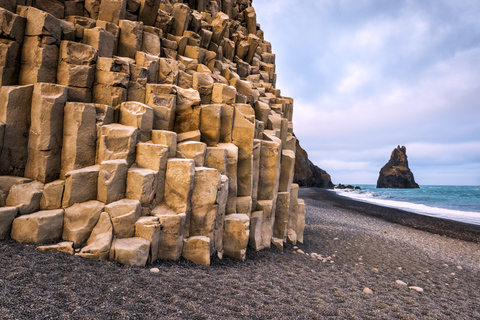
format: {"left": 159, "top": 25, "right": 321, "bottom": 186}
{"left": 377, "top": 146, "right": 419, "bottom": 189}
{"left": 294, "top": 139, "right": 334, "bottom": 189}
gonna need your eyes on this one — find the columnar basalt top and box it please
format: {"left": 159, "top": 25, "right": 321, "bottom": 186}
{"left": 0, "top": 0, "right": 305, "bottom": 266}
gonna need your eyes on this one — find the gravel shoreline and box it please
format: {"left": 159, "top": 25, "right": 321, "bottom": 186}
{"left": 1, "top": 187, "right": 479, "bottom": 319}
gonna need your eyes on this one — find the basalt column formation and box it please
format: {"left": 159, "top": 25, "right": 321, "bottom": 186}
{"left": 0, "top": 0, "right": 305, "bottom": 266}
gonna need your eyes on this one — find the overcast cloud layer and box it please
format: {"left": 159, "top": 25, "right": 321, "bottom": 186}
{"left": 254, "top": 0, "right": 480, "bottom": 185}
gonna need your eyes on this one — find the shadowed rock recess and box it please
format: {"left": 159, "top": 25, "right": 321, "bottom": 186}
{"left": 377, "top": 146, "right": 419, "bottom": 189}
{"left": 0, "top": 0, "right": 305, "bottom": 266}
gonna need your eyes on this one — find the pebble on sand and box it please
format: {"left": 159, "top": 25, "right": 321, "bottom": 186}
{"left": 456, "top": 266, "right": 463, "bottom": 270}
{"left": 396, "top": 280, "right": 407, "bottom": 286}
{"left": 297, "top": 249, "right": 305, "bottom": 254}
{"left": 150, "top": 268, "right": 160, "bottom": 273}
{"left": 409, "top": 286, "right": 424, "bottom": 293}
{"left": 363, "top": 287, "right": 374, "bottom": 294}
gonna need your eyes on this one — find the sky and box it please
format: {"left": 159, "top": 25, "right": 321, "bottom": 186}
{"left": 253, "top": 0, "right": 480, "bottom": 186}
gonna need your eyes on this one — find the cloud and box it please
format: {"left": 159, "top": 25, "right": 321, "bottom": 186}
{"left": 255, "top": 0, "right": 480, "bottom": 185}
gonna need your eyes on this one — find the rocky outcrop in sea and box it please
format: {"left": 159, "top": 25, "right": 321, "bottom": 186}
{"left": 377, "top": 146, "right": 419, "bottom": 189}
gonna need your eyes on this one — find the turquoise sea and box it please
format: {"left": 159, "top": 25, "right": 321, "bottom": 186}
{"left": 332, "top": 185, "right": 480, "bottom": 225}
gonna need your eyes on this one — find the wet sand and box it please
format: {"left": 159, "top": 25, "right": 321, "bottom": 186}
{"left": 1, "top": 187, "right": 479, "bottom": 319}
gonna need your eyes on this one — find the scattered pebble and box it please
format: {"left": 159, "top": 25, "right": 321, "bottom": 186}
{"left": 450, "top": 273, "right": 455, "bottom": 276}
{"left": 363, "top": 287, "right": 374, "bottom": 294}
{"left": 150, "top": 268, "right": 160, "bottom": 273}
{"left": 397, "top": 267, "right": 402, "bottom": 270}
{"left": 333, "top": 238, "right": 339, "bottom": 240}
{"left": 409, "top": 286, "right": 424, "bottom": 293}
{"left": 372, "top": 268, "right": 379, "bottom": 273}
{"left": 293, "top": 246, "right": 298, "bottom": 250}
{"left": 297, "top": 249, "right": 305, "bottom": 254}
{"left": 396, "top": 280, "right": 407, "bottom": 286}
{"left": 456, "top": 266, "right": 463, "bottom": 270}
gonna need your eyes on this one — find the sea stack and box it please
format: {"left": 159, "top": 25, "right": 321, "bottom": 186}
{"left": 377, "top": 146, "right": 419, "bottom": 189}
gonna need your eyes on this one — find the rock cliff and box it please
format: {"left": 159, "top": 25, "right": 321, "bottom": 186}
{"left": 294, "top": 139, "right": 334, "bottom": 189}
{"left": 377, "top": 146, "right": 419, "bottom": 189}
{"left": 0, "top": 0, "right": 305, "bottom": 266}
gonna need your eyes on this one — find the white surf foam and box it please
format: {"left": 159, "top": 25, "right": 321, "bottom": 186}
{"left": 331, "top": 189, "right": 480, "bottom": 226}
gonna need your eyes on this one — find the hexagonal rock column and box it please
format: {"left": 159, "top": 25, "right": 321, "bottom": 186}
{"left": 135, "top": 216, "right": 161, "bottom": 264}
{"left": 223, "top": 213, "right": 249, "bottom": 261}
{"left": 231, "top": 107, "right": 255, "bottom": 199}
{"left": 164, "top": 159, "right": 195, "bottom": 215}
{"left": 295, "top": 199, "right": 306, "bottom": 244}
{"left": 62, "top": 200, "right": 104, "bottom": 248}
{"left": 145, "top": 84, "right": 177, "bottom": 131}
{"left": 110, "top": 237, "right": 150, "bottom": 267}
{"left": 135, "top": 142, "right": 168, "bottom": 205}
{"left": 62, "top": 165, "right": 99, "bottom": 208}
{"left": 105, "top": 199, "right": 141, "bottom": 238}
{"left": 176, "top": 141, "right": 206, "bottom": 167}
{"left": 119, "top": 101, "right": 154, "bottom": 142}
{"left": 25, "top": 83, "right": 67, "bottom": 183}
{"left": 213, "top": 175, "right": 228, "bottom": 257}
{"left": 257, "top": 140, "right": 281, "bottom": 202}
{"left": 278, "top": 150, "right": 295, "bottom": 193}
{"left": 11, "top": 209, "right": 64, "bottom": 244}
{"left": 6, "top": 181, "right": 44, "bottom": 215}
{"left": 189, "top": 167, "right": 219, "bottom": 238}
{"left": 17, "top": 6, "right": 61, "bottom": 85}
{"left": 182, "top": 236, "right": 210, "bottom": 266}
{"left": 77, "top": 211, "right": 113, "bottom": 260}
{"left": 0, "top": 176, "right": 32, "bottom": 207}
{"left": 273, "top": 192, "right": 290, "bottom": 242}
{"left": 40, "top": 180, "right": 65, "bottom": 210}
{"left": 199, "top": 104, "right": 221, "bottom": 146}
{"left": 217, "top": 143, "right": 238, "bottom": 214}
{"left": 287, "top": 184, "right": 299, "bottom": 245}
{"left": 152, "top": 204, "right": 186, "bottom": 261}
{"left": 96, "top": 124, "right": 138, "bottom": 167}
{"left": 151, "top": 130, "right": 177, "bottom": 158}
{"left": 97, "top": 159, "right": 128, "bottom": 204}
{"left": 57, "top": 41, "right": 98, "bottom": 91}
{"left": 0, "top": 85, "right": 34, "bottom": 176}
{"left": 126, "top": 167, "right": 157, "bottom": 206}
{"left": 60, "top": 102, "right": 97, "bottom": 179}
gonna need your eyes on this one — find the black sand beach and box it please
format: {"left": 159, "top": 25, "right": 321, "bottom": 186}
{"left": 1, "top": 188, "right": 479, "bottom": 319}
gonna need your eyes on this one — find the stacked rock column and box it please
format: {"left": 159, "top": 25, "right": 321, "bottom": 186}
{"left": 0, "top": 0, "right": 305, "bottom": 266}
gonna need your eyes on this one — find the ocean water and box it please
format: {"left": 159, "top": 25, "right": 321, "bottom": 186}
{"left": 332, "top": 185, "right": 480, "bottom": 225}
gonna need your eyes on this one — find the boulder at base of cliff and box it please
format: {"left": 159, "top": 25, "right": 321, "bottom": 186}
{"left": 377, "top": 146, "right": 419, "bottom": 189}
{"left": 293, "top": 139, "right": 334, "bottom": 189}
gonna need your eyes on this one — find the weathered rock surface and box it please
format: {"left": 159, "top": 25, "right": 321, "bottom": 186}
{"left": 11, "top": 209, "right": 64, "bottom": 244}
{"left": 0, "top": 0, "right": 307, "bottom": 267}
{"left": 377, "top": 146, "right": 419, "bottom": 189}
